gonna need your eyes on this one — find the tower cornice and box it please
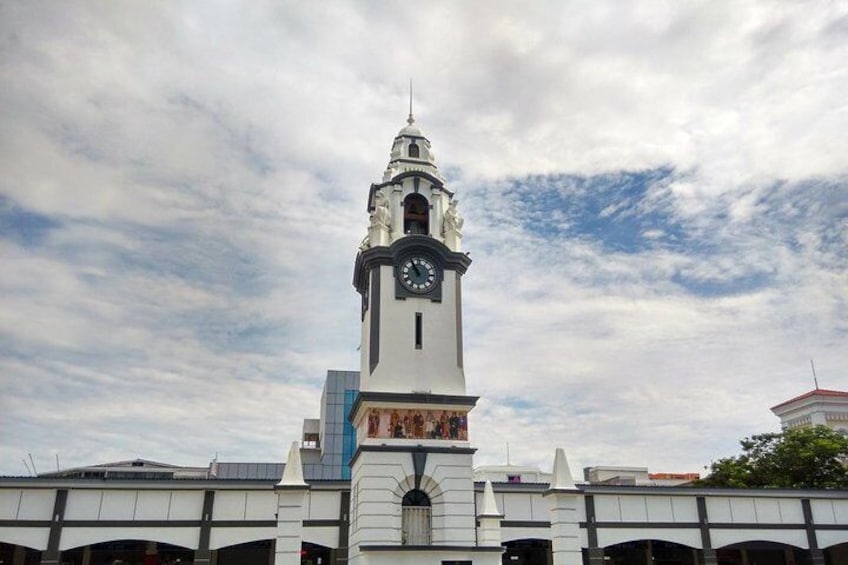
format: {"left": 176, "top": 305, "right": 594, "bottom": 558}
{"left": 367, "top": 173, "right": 454, "bottom": 206}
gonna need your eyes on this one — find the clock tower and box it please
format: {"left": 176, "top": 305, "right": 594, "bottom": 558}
{"left": 347, "top": 113, "right": 502, "bottom": 565}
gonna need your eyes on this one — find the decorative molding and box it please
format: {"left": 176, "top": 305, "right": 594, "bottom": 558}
{"left": 369, "top": 268, "right": 380, "bottom": 374}
{"left": 501, "top": 520, "right": 552, "bottom": 528}
{"left": 360, "top": 545, "right": 503, "bottom": 553}
{"left": 349, "top": 445, "right": 476, "bottom": 468}
{"left": 456, "top": 276, "right": 463, "bottom": 369}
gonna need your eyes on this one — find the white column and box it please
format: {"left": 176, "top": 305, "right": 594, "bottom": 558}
{"left": 274, "top": 487, "right": 309, "bottom": 565}
{"left": 476, "top": 480, "right": 503, "bottom": 547}
{"left": 546, "top": 448, "right": 582, "bottom": 565}
{"left": 430, "top": 187, "right": 443, "bottom": 240}
{"left": 392, "top": 184, "right": 405, "bottom": 241}
{"left": 274, "top": 441, "right": 310, "bottom": 565}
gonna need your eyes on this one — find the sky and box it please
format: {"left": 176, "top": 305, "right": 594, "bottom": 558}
{"left": 1, "top": 0, "right": 846, "bottom": 478}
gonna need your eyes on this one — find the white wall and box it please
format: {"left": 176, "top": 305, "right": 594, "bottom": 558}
{"left": 349, "top": 450, "right": 477, "bottom": 550}
{"left": 365, "top": 267, "right": 464, "bottom": 395}
{"left": 594, "top": 495, "right": 698, "bottom": 523}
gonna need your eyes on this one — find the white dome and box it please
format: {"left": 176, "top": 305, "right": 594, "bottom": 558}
{"left": 382, "top": 116, "right": 444, "bottom": 184}
{"left": 398, "top": 122, "right": 423, "bottom": 137}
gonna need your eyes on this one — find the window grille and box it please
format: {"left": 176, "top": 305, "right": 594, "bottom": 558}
{"left": 401, "top": 489, "right": 431, "bottom": 545}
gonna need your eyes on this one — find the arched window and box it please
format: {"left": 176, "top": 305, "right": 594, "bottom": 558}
{"left": 408, "top": 142, "right": 420, "bottom": 158}
{"left": 403, "top": 193, "right": 429, "bottom": 235}
{"left": 402, "top": 489, "right": 431, "bottom": 545}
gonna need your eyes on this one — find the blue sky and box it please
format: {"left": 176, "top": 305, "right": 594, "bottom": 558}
{"left": 1, "top": 0, "right": 846, "bottom": 477}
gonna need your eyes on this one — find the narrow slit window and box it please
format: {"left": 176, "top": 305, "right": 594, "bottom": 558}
{"left": 415, "top": 313, "right": 423, "bottom": 349}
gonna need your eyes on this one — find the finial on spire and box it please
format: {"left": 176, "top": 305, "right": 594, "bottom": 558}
{"left": 407, "top": 78, "right": 415, "bottom": 125}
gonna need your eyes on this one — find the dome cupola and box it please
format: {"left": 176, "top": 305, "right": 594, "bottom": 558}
{"left": 382, "top": 113, "right": 444, "bottom": 184}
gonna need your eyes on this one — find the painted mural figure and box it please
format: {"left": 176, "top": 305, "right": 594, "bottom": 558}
{"left": 449, "top": 412, "right": 460, "bottom": 439}
{"left": 458, "top": 413, "right": 467, "bottom": 440}
{"left": 424, "top": 412, "right": 436, "bottom": 438}
{"left": 367, "top": 409, "right": 381, "bottom": 437}
{"left": 390, "top": 409, "right": 402, "bottom": 438}
{"left": 413, "top": 411, "right": 424, "bottom": 438}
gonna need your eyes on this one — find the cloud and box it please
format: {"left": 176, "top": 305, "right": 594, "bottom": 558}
{"left": 0, "top": 0, "right": 846, "bottom": 477}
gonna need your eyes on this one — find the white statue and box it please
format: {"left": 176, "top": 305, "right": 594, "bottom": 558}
{"left": 370, "top": 189, "right": 392, "bottom": 229}
{"left": 443, "top": 199, "right": 464, "bottom": 235}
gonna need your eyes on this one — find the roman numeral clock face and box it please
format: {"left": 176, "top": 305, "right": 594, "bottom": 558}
{"left": 400, "top": 256, "right": 437, "bottom": 293}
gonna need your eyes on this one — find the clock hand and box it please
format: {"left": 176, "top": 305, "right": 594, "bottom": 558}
{"left": 412, "top": 263, "right": 421, "bottom": 277}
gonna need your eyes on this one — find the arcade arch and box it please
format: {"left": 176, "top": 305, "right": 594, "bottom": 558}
{"left": 60, "top": 540, "right": 193, "bottom": 565}
{"left": 716, "top": 541, "right": 809, "bottom": 565}
{"left": 502, "top": 538, "right": 551, "bottom": 565}
{"left": 603, "top": 540, "right": 697, "bottom": 565}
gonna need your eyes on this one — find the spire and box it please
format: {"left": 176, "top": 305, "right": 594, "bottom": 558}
{"left": 276, "top": 441, "right": 308, "bottom": 489}
{"left": 382, "top": 89, "right": 444, "bottom": 185}
{"left": 407, "top": 78, "right": 415, "bottom": 125}
{"left": 549, "top": 447, "right": 577, "bottom": 491}
{"left": 479, "top": 480, "right": 503, "bottom": 517}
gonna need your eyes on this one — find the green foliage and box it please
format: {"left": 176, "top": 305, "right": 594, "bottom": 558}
{"left": 697, "top": 425, "right": 848, "bottom": 489}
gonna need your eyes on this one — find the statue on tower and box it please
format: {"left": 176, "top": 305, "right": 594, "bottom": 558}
{"left": 442, "top": 199, "right": 464, "bottom": 251}
{"left": 368, "top": 187, "right": 393, "bottom": 247}
{"left": 370, "top": 188, "right": 392, "bottom": 229}
{"left": 443, "top": 199, "right": 464, "bottom": 235}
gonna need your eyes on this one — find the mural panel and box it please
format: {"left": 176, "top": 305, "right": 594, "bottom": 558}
{"left": 366, "top": 408, "right": 468, "bottom": 440}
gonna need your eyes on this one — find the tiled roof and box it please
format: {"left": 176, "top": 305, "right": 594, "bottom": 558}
{"left": 771, "top": 389, "right": 848, "bottom": 410}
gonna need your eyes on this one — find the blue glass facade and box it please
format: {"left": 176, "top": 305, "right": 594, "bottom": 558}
{"left": 341, "top": 389, "right": 357, "bottom": 480}
{"left": 302, "top": 370, "right": 360, "bottom": 481}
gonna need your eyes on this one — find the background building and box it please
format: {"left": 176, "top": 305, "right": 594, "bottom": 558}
{"left": 771, "top": 389, "right": 848, "bottom": 433}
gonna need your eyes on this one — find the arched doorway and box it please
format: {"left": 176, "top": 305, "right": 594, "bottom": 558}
{"left": 0, "top": 542, "right": 40, "bottom": 565}
{"left": 217, "top": 539, "right": 273, "bottom": 565}
{"left": 825, "top": 542, "right": 848, "bottom": 565}
{"left": 502, "top": 538, "right": 551, "bottom": 565}
{"left": 716, "top": 541, "right": 807, "bottom": 565}
{"left": 60, "top": 540, "right": 193, "bottom": 565}
{"left": 301, "top": 541, "right": 332, "bottom": 565}
{"left": 604, "top": 540, "right": 697, "bottom": 565}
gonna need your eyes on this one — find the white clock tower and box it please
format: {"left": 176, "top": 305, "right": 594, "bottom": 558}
{"left": 348, "top": 112, "right": 503, "bottom": 565}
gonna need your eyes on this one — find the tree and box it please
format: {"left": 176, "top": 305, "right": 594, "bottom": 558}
{"left": 697, "top": 425, "right": 848, "bottom": 489}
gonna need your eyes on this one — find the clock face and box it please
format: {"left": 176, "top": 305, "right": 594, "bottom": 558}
{"left": 399, "top": 256, "right": 438, "bottom": 293}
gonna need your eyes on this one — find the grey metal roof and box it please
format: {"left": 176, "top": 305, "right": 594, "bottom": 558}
{"left": 213, "top": 462, "right": 284, "bottom": 480}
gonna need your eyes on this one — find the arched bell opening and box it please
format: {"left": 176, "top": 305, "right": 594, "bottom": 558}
{"left": 401, "top": 488, "right": 431, "bottom": 545}
{"left": 403, "top": 193, "right": 429, "bottom": 235}
{"left": 408, "top": 142, "right": 420, "bottom": 158}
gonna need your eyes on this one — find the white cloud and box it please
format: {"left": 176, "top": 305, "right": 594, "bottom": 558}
{"left": 0, "top": 0, "right": 846, "bottom": 477}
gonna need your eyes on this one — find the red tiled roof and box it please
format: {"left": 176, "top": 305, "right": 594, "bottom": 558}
{"left": 771, "top": 389, "right": 848, "bottom": 410}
